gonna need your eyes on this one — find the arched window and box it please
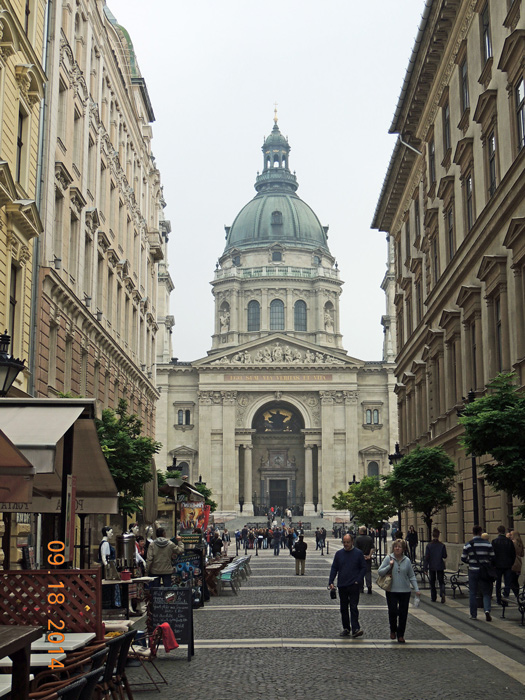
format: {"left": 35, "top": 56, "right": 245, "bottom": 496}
{"left": 272, "top": 251, "right": 282, "bottom": 261}
{"left": 368, "top": 461, "right": 379, "bottom": 478}
{"left": 247, "top": 300, "right": 260, "bottom": 331}
{"left": 185, "top": 409, "right": 191, "bottom": 425}
{"left": 294, "top": 300, "right": 307, "bottom": 331}
{"left": 178, "top": 461, "right": 190, "bottom": 479}
{"left": 366, "top": 409, "right": 372, "bottom": 424}
{"left": 270, "top": 299, "right": 285, "bottom": 330}
{"left": 178, "top": 410, "right": 184, "bottom": 425}
{"left": 271, "top": 211, "right": 283, "bottom": 225}
{"left": 373, "top": 409, "right": 379, "bottom": 424}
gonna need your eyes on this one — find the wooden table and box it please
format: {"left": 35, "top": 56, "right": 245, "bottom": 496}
{"left": 31, "top": 631, "right": 96, "bottom": 652}
{"left": 0, "top": 626, "right": 43, "bottom": 700}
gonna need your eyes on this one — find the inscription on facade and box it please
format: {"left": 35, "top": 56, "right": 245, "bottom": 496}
{"left": 225, "top": 374, "right": 332, "bottom": 382}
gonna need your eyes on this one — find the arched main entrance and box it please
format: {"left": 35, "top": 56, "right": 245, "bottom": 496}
{"left": 251, "top": 402, "right": 305, "bottom": 516}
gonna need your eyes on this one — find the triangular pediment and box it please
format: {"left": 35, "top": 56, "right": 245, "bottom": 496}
{"left": 193, "top": 334, "right": 364, "bottom": 369}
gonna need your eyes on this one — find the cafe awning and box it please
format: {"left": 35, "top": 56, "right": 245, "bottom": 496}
{"left": 0, "top": 428, "right": 34, "bottom": 503}
{"left": 0, "top": 398, "right": 118, "bottom": 514}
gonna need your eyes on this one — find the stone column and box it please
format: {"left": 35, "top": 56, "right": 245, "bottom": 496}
{"left": 242, "top": 444, "right": 254, "bottom": 515}
{"left": 286, "top": 288, "right": 293, "bottom": 330}
{"left": 474, "top": 310, "right": 484, "bottom": 390}
{"left": 320, "top": 391, "right": 334, "bottom": 513}
{"left": 344, "top": 390, "right": 359, "bottom": 486}
{"left": 303, "top": 444, "right": 315, "bottom": 515}
{"left": 221, "top": 391, "right": 237, "bottom": 512}
{"left": 514, "top": 268, "right": 525, "bottom": 358}
{"left": 261, "top": 288, "right": 268, "bottom": 330}
{"left": 198, "top": 391, "right": 213, "bottom": 487}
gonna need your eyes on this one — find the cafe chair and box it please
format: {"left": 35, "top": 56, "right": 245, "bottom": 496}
{"left": 111, "top": 630, "right": 136, "bottom": 700}
{"left": 128, "top": 626, "right": 168, "bottom": 693}
{"left": 29, "top": 676, "right": 88, "bottom": 700}
{"left": 94, "top": 634, "right": 127, "bottom": 700}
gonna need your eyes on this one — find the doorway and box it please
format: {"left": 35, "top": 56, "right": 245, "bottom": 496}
{"left": 269, "top": 479, "right": 287, "bottom": 510}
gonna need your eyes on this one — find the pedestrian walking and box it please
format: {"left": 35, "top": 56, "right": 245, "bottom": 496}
{"left": 211, "top": 531, "right": 223, "bottom": 557}
{"left": 355, "top": 525, "right": 375, "bottom": 594}
{"left": 292, "top": 535, "right": 307, "bottom": 575}
{"left": 406, "top": 525, "right": 418, "bottom": 562}
{"left": 273, "top": 527, "right": 281, "bottom": 555}
{"left": 328, "top": 534, "right": 366, "bottom": 638}
{"left": 509, "top": 530, "right": 524, "bottom": 599}
{"left": 461, "top": 525, "right": 495, "bottom": 621}
{"left": 146, "top": 527, "right": 184, "bottom": 587}
{"left": 491, "top": 525, "right": 515, "bottom": 604}
{"left": 222, "top": 528, "right": 231, "bottom": 555}
{"left": 424, "top": 528, "right": 447, "bottom": 603}
{"left": 378, "top": 539, "right": 420, "bottom": 643}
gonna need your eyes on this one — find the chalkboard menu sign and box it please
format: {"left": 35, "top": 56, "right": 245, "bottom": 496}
{"left": 148, "top": 587, "right": 194, "bottom": 661}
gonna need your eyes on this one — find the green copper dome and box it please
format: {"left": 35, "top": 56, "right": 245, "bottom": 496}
{"left": 224, "top": 121, "right": 330, "bottom": 253}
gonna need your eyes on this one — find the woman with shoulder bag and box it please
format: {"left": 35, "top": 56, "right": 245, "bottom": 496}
{"left": 510, "top": 530, "right": 524, "bottom": 599}
{"left": 378, "top": 539, "right": 420, "bottom": 643}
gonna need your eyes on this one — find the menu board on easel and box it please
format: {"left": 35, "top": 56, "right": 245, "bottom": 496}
{"left": 148, "top": 587, "right": 194, "bottom": 661}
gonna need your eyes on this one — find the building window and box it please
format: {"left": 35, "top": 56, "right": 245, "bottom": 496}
{"left": 431, "top": 237, "right": 439, "bottom": 284}
{"left": 495, "top": 296, "right": 503, "bottom": 372}
{"left": 177, "top": 410, "right": 184, "bottom": 425}
{"left": 270, "top": 299, "right": 285, "bottom": 330}
{"left": 368, "top": 461, "right": 379, "bottom": 478}
{"left": 177, "top": 409, "right": 191, "bottom": 426}
{"left": 247, "top": 300, "right": 260, "bottom": 331}
{"left": 471, "top": 321, "right": 477, "bottom": 389}
{"left": 373, "top": 409, "right": 379, "bottom": 424}
{"left": 429, "top": 139, "right": 436, "bottom": 185}
{"left": 415, "top": 280, "right": 422, "bottom": 324}
{"left": 488, "top": 132, "right": 497, "bottom": 197}
{"left": 232, "top": 254, "right": 240, "bottom": 266}
{"left": 271, "top": 211, "right": 282, "bottom": 225}
{"left": 465, "top": 173, "right": 474, "bottom": 230}
{"left": 405, "top": 219, "right": 410, "bottom": 261}
{"left": 16, "top": 110, "right": 27, "bottom": 183}
{"left": 443, "top": 102, "right": 451, "bottom": 153}
{"left": 272, "top": 250, "right": 282, "bottom": 262}
{"left": 9, "top": 265, "right": 18, "bottom": 347}
{"left": 460, "top": 58, "right": 470, "bottom": 113}
{"left": 517, "top": 78, "right": 525, "bottom": 151}
{"left": 481, "top": 4, "right": 492, "bottom": 64}
{"left": 414, "top": 197, "right": 421, "bottom": 239}
{"left": 366, "top": 409, "right": 372, "bottom": 424}
{"left": 294, "top": 300, "right": 307, "bottom": 331}
{"left": 446, "top": 206, "right": 455, "bottom": 262}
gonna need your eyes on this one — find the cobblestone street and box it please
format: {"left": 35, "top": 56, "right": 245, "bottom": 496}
{"left": 127, "top": 540, "right": 525, "bottom": 699}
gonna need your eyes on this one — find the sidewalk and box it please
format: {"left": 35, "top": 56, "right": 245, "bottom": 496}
{"left": 126, "top": 537, "right": 525, "bottom": 699}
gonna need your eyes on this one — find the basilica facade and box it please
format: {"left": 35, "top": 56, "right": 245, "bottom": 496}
{"left": 156, "top": 118, "right": 397, "bottom": 518}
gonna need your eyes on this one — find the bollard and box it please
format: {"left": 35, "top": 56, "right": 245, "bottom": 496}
{"left": 327, "top": 541, "right": 329, "bottom": 555}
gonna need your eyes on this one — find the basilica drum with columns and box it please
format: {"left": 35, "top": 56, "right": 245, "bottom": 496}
{"left": 156, "top": 118, "right": 398, "bottom": 518}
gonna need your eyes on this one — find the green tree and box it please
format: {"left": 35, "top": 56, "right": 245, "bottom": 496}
{"left": 384, "top": 446, "right": 456, "bottom": 539}
{"left": 96, "top": 399, "right": 161, "bottom": 520}
{"left": 193, "top": 481, "right": 217, "bottom": 513}
{"left": 332, "top": 476, "right": 397, "bottom": 528}
{"left": 459, "top": 372, "right": 525, "bottom": 517}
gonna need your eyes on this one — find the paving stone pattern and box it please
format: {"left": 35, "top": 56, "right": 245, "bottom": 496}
{"left": 126, "top": 542, "right": 525, "bottom": 699}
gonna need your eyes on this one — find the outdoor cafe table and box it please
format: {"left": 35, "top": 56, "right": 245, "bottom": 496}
{"left": 0, "top": 625, "right": 42, "bottom": 700}
{"left": 31, "top": 631, "right": 96, "bottom": 652}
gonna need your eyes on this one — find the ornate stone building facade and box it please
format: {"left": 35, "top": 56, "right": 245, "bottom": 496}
{"left": 0, "top": 0, "right": 46, "bottom": 395}
{"left": 32, "top": 1, "right": 169, "bottom": 434}
{"left": 157, "top": 118, "right": 396, "bottom": 518}
{"left": 372, "top": 0, "right": 525, "bottom": 560}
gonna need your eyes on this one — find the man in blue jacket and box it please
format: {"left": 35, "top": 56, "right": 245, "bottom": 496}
{"left": 328, "top": 533, "right": 366, "bottom": 637}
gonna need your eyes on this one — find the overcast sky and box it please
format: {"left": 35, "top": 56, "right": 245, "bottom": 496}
{"left": 108, "top": 0, "right": 424, "bottom": 362}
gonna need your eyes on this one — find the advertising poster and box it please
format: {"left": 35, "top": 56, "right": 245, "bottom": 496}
{"left": 173, "top": 550, "right": 204, "bottom": 608}
{"left": 180, "top": 501, "right": 210, "bottom": 531}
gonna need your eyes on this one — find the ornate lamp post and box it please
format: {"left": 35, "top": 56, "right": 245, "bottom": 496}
{"left": 388, "top": 443, "right": 404, "bottom": 530}
{"left": 0, "top": 330, "right": 25, "bottom": 396}
{"left": 457, "top": 390, "right": 479, "bottom": 527}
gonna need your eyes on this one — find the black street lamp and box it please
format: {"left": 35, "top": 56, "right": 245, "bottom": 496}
{"left": 0, "top": 330, "right": 25, "bottom": 396}
{"left": 458, "top": 389, "right": 479, "bottom": 527}
{"left": 388, "top": 443, "right": 404, "bottom": 530}
{"left": 167, "top": 456, "right": 178, "bottom": 473}
{"left": 239, "top": 495, "right": 244, "bottom": 513}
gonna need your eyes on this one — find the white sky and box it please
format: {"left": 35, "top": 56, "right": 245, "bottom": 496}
{"left": 108, "top": 0, "right": 425, "bottom": 362}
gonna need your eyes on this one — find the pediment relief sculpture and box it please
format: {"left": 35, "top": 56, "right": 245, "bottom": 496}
{"left": 210, "top": 341, "right": 345, "bottom": 366}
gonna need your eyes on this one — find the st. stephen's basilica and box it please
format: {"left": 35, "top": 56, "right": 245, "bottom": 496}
{"left": 156, "top": 116, "right": 397, "bottom": 518}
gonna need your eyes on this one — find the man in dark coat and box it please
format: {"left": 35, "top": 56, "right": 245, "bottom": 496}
{"left": 355, "top": 526, "right": 375, "bottom": 594}
{"left": 328, "top": 534, "right": 366, "bottom": 638}
{"left": 293, "top": 535, "right": 307, "bottom": 575}
{"left": 492, "top": 524, "right": 517, "bottom": 604}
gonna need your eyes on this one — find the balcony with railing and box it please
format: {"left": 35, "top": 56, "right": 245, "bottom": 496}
{"left": 214, "top": 265, "right": 340, "bottom": 281}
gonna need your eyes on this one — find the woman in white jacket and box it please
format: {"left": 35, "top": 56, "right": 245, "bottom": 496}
{"left": 378, "top": 539, "right": 421, "bottom": 643}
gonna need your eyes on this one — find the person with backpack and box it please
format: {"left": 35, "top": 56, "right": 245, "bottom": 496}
{"left": 424, "top": 528, "right": 447, "bottom": 603}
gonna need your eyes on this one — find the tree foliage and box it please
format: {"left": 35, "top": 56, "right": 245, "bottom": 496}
{"left": 459, "top": 372, "right": 525, "bottom": 517}
{"left": 193, "top": 482, "right": 217, "bottom": 513}
{"left": 384, "top": 446, "right": 456, "bottom": 538}
{"left": 332, "top": 476, "right": 397, "bottom": 528}
{"left": 96, "top": 399, "right": 161, "bottom": 516}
